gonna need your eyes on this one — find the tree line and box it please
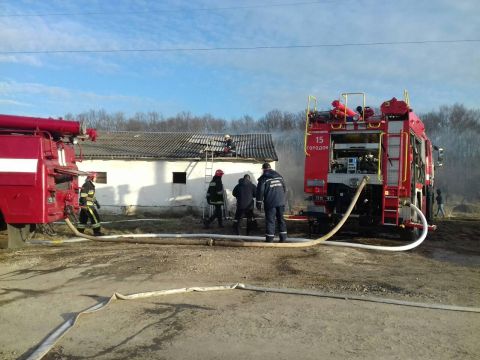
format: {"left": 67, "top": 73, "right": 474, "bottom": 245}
{"left": 422, "top": 104, "right": 480, "bottom": 199}
{"left": 67, "top": 104, "right": 480, "bottom": 199}
{"left": 66, "top": 109, "right": 304, "bottom": 133}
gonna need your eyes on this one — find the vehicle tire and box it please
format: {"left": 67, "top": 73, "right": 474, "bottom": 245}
{"left": 399, "top": 226, "right": 419, "bottom": 242}
{"left": 0, "top": 211, "right": 6, "bottom": 231}
{"left": 7, "top": 223, "right": 36, "bottom": 248}
{"left": 308, "top": 219, "right": 331, "bottom": 236}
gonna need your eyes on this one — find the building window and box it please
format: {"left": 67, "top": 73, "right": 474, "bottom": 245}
{"left": 172, "top": 172, "right": 186, "bottom": 184}
{"left": 95, "top": 172, "right": 107, "bottom": 184}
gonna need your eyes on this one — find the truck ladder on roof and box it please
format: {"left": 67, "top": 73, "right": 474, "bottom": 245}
{"left": 382, "top": 132, "right": 404, "bottom": 225}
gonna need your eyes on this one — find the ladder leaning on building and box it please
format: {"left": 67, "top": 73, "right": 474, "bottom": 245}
{"left": 202, "top": 139, "right": 230, "bottom": 221}
{"left": 202, "top": 139, "right": 215, "bottom": 220}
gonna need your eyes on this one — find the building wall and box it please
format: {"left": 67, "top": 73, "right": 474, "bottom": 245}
{"left": 77, "top": 159, "right": 273, "bottom": 215}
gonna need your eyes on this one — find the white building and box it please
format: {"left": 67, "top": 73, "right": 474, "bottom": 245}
{"left": 76, "top": 132, "right": 278, "bottom": 215}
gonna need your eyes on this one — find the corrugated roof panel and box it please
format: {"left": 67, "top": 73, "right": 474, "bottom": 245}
{"left": 77, "top": 132, "right": 278, "bottom": 161}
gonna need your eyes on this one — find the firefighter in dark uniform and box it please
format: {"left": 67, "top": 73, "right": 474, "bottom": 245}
{"left": 77, "top": 172, "right": 104, "bottom": 236}
{"left": 256, "top": 162, "right": 287, "bottom": 242}
{"left": 204, "top": 169, "right": 225, "bottom": 228}
{"left": 232, "top": 174, "right": 257, "bottom": 235}
{"left": 223, "top": 134, "right": 236, "bottom": 157}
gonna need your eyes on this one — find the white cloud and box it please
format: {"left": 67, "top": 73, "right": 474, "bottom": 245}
{"left": 0, "top": 98, "right": 31, "bottom": 107}
{"left": 177, "top": 0, "right": 480, "bottom": 112}
{"left": 0, "top": 0, "right": 478, "bottom": 116}
{"left": 0, "top": 13, "right": 126, "bottom": 71}
{"left": 0, "top": 54, "right": 43, "bottom": 66}
{"left": 0, "top": 80, "right": 71, "bottom": 98}
{"left": 0, "top": 80, "right": 161, "bottom": 116}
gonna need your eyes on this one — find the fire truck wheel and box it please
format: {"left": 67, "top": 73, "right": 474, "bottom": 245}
{"left": 6, "top": 223, "right": 36, "bottom": 249}
{"left": 399, "top": 226, "right": 420, "bottom": 242}
{"left": 308, "top": 220, "right": 332, "bottom": 236}
{"left": 0, "top": 212, "right": 6, "bottom": 231}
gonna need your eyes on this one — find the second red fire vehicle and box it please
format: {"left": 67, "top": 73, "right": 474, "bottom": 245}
{"left": 303, "top": 92, "right": 443, "bottom": 239}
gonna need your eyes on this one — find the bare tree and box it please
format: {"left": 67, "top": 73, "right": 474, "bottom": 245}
{"left": 67, "top": 103, "right": 479, "bottom": 198}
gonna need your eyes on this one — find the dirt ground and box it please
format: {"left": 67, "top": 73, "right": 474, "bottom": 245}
{"left": 0, "top": 215, "right": 479, "bottom": 359}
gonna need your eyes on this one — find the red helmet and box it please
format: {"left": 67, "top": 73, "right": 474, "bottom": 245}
{"left": 87, "top": 172, "right": 97, "bottom": 180}
{"left": 215, "top": 169, "right": 224, "bottom": 177}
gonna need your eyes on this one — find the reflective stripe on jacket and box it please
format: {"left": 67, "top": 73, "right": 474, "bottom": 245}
{"left": 207, "top": 176, "right": 224, "bottom": 205}
{"left": 79, "top": 180, "right": 97, "bottom": 207}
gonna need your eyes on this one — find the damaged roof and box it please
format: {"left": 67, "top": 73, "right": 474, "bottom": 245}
{"left": 77, "top": 131, "right": 278, "bottom": 161}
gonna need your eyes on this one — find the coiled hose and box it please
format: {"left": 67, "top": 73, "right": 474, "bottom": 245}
{"left": 63, "top": 176, "right": 429, "bottom": 251}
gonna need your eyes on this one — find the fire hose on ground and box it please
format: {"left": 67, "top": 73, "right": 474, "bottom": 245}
{"left": 23, "top": 177, "right": 455, "bottom": 360}
{"left": 26, "top": 282, "right": 480, "bottom": 360}
{"left": 62, "top": 176, "right": 429, "bottom": 251}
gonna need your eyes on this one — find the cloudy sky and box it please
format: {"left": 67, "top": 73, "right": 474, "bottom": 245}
{"left": 1, "top": 0, "right": 479, "bottom": 119}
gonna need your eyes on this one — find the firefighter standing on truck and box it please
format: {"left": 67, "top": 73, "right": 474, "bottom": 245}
{"left": 77, "top": 172, "right": 104, "bottom": 236}
{"left": 256, "top": 162, "right": 287, "bottom": 243}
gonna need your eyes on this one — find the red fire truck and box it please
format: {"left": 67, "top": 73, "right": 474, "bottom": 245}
{"left": 0, "top": 114, "right": 97, "bottom": 248}
{"left": 304, "top": 92, "right": 443, "bottom": 239}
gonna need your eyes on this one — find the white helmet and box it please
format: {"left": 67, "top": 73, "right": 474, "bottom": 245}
{"left": 224, "top": 134, "right": 230, "bottom": 139}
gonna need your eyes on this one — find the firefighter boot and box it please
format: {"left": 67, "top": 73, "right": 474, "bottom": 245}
{"left": 233, "top": 221, "right": 240, "bottom": 235}
{"left": 93, "top": 228, "right": 104, "bottom": 237}
{"left": 250, "top": 218, "right": 258, "bottom": 230}
{"left": 265, "top": 235, "right": 274, "bottom": 243}
{"left": 279, "top": 232, "right": 287, "bottom": 243}
{"left": 203, "top": 219, "right": 210, "bottom": 229}
{"left": 246, "top": 221, "right": 251, "bottom": 236}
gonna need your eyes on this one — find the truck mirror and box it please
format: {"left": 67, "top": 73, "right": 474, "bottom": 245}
{"left": 436, "top": 147, "right": 444, "bottom": 167}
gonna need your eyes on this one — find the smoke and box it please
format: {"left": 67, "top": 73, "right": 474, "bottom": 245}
{"left": 272, "top": 130, "right": 305, "bottom": 213}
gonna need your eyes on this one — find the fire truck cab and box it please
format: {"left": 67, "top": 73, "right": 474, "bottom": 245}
{"left": 0, "top": 114, "right": 96, "bottom": 248}
{"left": 304, "top": 92, "right": 443, "bottom": 239}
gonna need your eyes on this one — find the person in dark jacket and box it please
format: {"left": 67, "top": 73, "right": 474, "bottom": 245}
{"left": 435, "top": 189, "right": 446, "bottom": 217}
{"left": 204, "top": 169, "right": 225, "bottom": 228}
{"left": 223, "top": 134, "right": 236, "bottom": 157}
{"left": 77, "top": 172, "right": 104, "bottom": 236}
{"left": 232, "top": 174, "right": 257, "bottom": 235}
{"left": 256, "top": 163, "right": 287, "bottom": 242}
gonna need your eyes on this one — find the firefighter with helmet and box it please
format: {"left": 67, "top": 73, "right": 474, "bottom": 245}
{"left": 77, "top": 172, "right": 104, "bottom": 236}
{"left": 223, "top": 134, "right": 236, "bottom": 157}
{"left": 256, "top": 162, "right": 288, "bottom": 242}
{"left": 204, "top": 169, "right": 225, "bottom": 228}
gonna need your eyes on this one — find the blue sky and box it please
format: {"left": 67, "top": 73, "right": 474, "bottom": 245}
{"left": 1, "top": 0, "right": 479, "bottom": 119}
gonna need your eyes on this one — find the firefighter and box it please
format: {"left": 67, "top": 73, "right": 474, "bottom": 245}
{"left": 232, "top": 174, "right": 257, "bottom": 235}
{"left": 77, "top": 172, "right": 104, "bottom": 236}
{"left": 435, "top": 189, "right": 446, "bottom": 217}
{"left": 204, "top": 169, "right": 225, "bottom": 228}
{"left": 256, "top": 162, "right": 287, "bottom": 242}
{"left": 356, "top": 105, "right": 375, "bottom": 120}
{"left": 223, "top": 134, "right": 236, "bottom": 157}
{"left": 360, "top": 152, "right": 377, "bottom": 173}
